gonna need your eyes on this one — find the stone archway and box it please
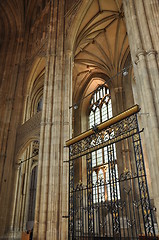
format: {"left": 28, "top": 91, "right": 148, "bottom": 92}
{"left": 12, "top": 139, "right": 39, "bottom": 239}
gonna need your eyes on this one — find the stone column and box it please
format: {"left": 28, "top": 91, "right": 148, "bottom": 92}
{"left": 60, "top": 49, "right": 73, "bottom": 240}
{"left": 123, "top": 0, "right": 159, "bottom": 226}
{"left": 33, "top": 0, "right": 71, "bottom": 239}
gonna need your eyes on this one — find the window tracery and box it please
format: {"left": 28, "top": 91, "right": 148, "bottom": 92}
{"left": 89, "top": 85, "right": 120, "bottom": 202}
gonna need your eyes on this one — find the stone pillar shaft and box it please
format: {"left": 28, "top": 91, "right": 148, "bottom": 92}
{"left": 123, "top": 0, "right": 159, "bottom": 226}
{"left": 34, "top": 0, "right": 71, "bottom": 239}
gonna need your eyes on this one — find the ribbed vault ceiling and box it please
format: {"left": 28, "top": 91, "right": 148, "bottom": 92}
{"left": 0, "top": 0, "right": 25, "bottom": 37}
{"left": 73, "top": 0, "right": 129, "bottom": 101}
{"left": 0, "top": 0, "right": 39, "bottom": 42}
{"left": 0, "top": 0, "right": 130, "bottom": 103}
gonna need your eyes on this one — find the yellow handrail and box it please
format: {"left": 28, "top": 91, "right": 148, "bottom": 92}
{"left": 66, "top": 105, "right": 140, "bottom": 147}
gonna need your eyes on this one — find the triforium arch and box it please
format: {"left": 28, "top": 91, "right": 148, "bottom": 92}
{"left": 11, "top": 57, "right": 45, "bottom": 239}
{"left": 15, "top": 57, "right": 45, "bottom": 159}
{"left": 13, "top": 139, "right": 39, "bottom": 239}
{"left": 22, "top": 57, "right": 46, "bottom": 122}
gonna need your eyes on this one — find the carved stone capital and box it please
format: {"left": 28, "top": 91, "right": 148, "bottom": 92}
{"left": 146, "top": 49, "right": 157, "bottom": 57}
{"left": 135, "top": 49, "right": 146, "bottom": 64}
{"left": 65, "top": 49, "right": 73, "bottom": 57}
{"left": 135, "top": 49, "right": 157, "bottom": 64}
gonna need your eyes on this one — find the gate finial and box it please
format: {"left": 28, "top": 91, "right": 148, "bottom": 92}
{"left": 92, "top": 124, "right": 98, "bottom": 134}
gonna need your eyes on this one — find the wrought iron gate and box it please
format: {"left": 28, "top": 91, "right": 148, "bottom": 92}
{"left": 66, "top": 105, "right": 156, "bottom": 239}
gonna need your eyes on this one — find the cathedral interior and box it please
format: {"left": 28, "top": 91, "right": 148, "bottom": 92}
{"left": 0, "top": 0, "right": 159, "bottom": 239}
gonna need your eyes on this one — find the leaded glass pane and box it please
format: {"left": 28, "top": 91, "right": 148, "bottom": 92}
{"left": 92, "top": 151, "right": 96, "bottom": 167}
{"left": 108, "top": 99, "right": 112, "bottom": 118}
{"left": 95, "top": 108, "right": 100, "bottom": 125}
{"left": 97, "top": 149, "right": 102, "bottom": 165}
{"left": 102, "top": 103, "right": 107, "bottom": 122}
{"left": 89, "top": 110, "right": 94, "bottom": 128}
{"left": 89, "top": 85, "right": 120, "bottom": 202}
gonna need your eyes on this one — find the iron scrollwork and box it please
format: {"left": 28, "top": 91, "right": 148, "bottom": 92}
{"left": 70, "top": 114, "right": 138, "bottom": 160}
{"left": 68, "top": 111, "right": 156, "bottom": 239}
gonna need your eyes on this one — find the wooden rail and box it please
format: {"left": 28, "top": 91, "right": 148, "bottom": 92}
{"left": 66, "top": 104, "right": 140, "bottom": 147}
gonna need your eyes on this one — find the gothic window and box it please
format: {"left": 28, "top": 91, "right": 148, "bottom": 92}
{"left": 89, "top": 86, "right": 120, "bottom": 202}
{"left": 37, "top": 98, "right": 43, "bottom": 112}
{"left": 28, "top": 166, "right": 38, "bottom": 222}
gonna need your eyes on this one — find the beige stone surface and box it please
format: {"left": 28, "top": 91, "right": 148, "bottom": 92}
{"left": 0, "top": 0, "right": 159, "bottom": 239}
